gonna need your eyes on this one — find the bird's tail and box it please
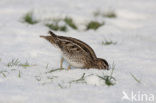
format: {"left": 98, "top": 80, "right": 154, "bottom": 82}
{"left": 48, "top": 31, "right": 57, "bottom": 38}
{"left": 40, "top": 31, "right": 58, "bottom": 44}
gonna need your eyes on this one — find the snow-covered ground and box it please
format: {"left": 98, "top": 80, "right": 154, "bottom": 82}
{"left": 0, "top": 0, "right": 156, "bottom": 103}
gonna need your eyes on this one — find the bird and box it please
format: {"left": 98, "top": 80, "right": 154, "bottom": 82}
{"left": 40, "top": 31, "right": 109, "bottom": 70}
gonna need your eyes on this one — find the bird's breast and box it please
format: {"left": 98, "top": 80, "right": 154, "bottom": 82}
{"left": 62, "top": 52, "right": 85, "bottom": 68}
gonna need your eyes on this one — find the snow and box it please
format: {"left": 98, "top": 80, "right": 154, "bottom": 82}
{"left": 0, "top": 0, "right": 156, "bottom": 103}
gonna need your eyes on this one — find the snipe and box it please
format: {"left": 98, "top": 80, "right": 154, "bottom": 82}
{"left": 40, "top": 31, "right": 109, "bottom": 70}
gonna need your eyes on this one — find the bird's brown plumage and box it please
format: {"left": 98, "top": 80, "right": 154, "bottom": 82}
{"left": 40, "top": 31, "right": 109, "bottom": 70}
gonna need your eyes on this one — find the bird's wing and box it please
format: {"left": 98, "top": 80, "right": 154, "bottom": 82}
{"left": 57, "top": 36, "right": 97, "bottom": 60}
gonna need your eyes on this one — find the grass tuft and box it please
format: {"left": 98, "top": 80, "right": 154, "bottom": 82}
{"left": 98, "top": 75, "right": 116, "bottom": 86}
{"left": 97, "top": 63, "right": 116, "bottom": 86}
{"left": 7, "top": 58, "right": 35, "bottom": 68}
{"left": 70, "top": 73, "right": 86, "bottom": 84}
{"left": 19, "top": 61, "right": 32, "bottom": 68}
{"left": 58, "top": 83, "right": 64, "bottom": 88}
{"left": 45, "top": 23, "right": 67, "bottom": 32}
{"left": 64, "top": 17, "right": 77, "bottom": 30}
{"left": 102, "top": 40, "right": 117, "bottom": 45}
{"left": 18, "top": 71, "right": 21, "bottom": 78}
{"left": 23, "top": 12, "right": 38, "bottom": 24}
{"left": 130, "top": 73, "right": 141, "bottom": 83}
{"left": 86, "top": 21, "right": 104, "bottom": 30}
{"left": 7, "top": 58, "right": 20, "bottom": 67}
{"left": 45, "top": 17, "right": 78, "bottom": 31}
{"left": 93, "top": 10, "right": 117, "bottom": 18}
{"left": 0, "top": 71, "right": 8, "bottom": 78}
{"left": 58, "top": 83, "right": 70, "bottom": 89}
{"left": 59, "top": 25, "right": 67, "bottom": 31}
{"left": 47, "top": 76, "right": 58, "bottom": 80}
{"left": 103, "top": 11, "right": 116, "bottom": 18}
{"left": 46, "top": 68, "right": 64, "bottom": 73}
{"left": 45, "top": 23, "right": 59, "bottom": 31}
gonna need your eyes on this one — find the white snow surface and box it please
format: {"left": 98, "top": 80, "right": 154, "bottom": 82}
{"left": 0, "top": 0, "right": 156, "bottom": 103}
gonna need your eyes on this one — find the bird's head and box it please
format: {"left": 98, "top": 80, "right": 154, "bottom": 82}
{"left": 94, "top": 58, "right": 109, "bottom": 70}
